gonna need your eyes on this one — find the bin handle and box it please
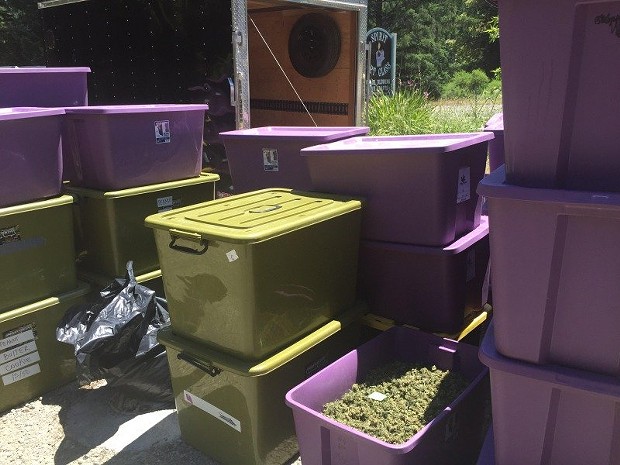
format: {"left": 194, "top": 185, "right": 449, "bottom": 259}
{"left": 168, "top": 229, "right": 209, "bottom": 255}
{"left": 178, "top": 352, "right": 222, "bottom": 377}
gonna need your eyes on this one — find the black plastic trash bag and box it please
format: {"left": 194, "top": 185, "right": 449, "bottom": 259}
{"left": 57, "top": 261, "right": 173, "bottom": 403}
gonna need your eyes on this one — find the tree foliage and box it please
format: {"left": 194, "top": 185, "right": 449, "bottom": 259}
{"left": 369, "top": 0, "right": 499, "bottom": 98}
{"left": 0, "top": 0, "right": 45, "bottom": 65}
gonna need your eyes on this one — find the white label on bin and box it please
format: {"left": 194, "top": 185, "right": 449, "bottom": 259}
{"left": 2, "top": 363, "right": 41, "bottom": 386}
{"left": 154, "top": 120, "right": 171, "bottom": 144}
{"left": 0, "top": 225, "right": 21, "bottom": 245}
{"left": 1, "top": 340, "right": 38, "bottom": 364}
{"left": 466, "top": 249, "right": 476, "bottom": 282}
{"left": 0, "top": 329, "right": 35, "bottom": 351}
{"left": 226, "top": 250, "right": 239, "bottom": 262}
{"left": 0, "top": 350, "right": 41, "bottom": 376}
{"left": 456, "top": 166, "right": 471, "bottom": 204}
{"left": 183, "top": 390, "right": 241, "bottom": 432}
{"left": 263, "top": 148, "right": 279, "bottom": 171}
{"left": 156, "top": 196, "right": 174, "bottom": 211}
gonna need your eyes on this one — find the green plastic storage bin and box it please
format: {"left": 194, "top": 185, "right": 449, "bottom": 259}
{"left": 1, "top": 282, "right": 91, "bottom": 412}
{"left": 146, "top": 188, "right": 362, "bottom": 360}
{"left": 0, "top": 195, "right": 77, "bottom": 313}
{"left": 78, "top": 268, "right": 166, "bottom": 300}
{"left": 67, "top": 173, "right": 219, "bottom": 276}
{"left": 157, "top": 307, "right": 361, "bottom": 465}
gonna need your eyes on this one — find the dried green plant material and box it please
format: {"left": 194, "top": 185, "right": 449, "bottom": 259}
{"left": 322, "top": 361, "right": 469, "bottom": 445}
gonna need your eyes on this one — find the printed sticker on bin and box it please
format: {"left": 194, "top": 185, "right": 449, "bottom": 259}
{"left": 0, "top": 326, "right": 41, "bottom": 386}
{"left": 456, "top": 167, "right": 471, "bottom": 204}
{"left": 263, "top": 148, "right": 279, "bottom": 171}
{"left": 154, "top": 120, "right": 171, "bottom": 144}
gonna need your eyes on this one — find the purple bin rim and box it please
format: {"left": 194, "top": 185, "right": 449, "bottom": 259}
{"left": 0, "top": 107, "right": 65, "bottom": 121}
{"left": 300, "top": 132, "right": 494, "bottom": 156}
{"left": 286, "top": 326, "right": 488, "bottom": 453}
{"left": 479, "top": 321, "right": 620, "bottom": 400}
{"left": 478, "top": 165, "right": 620, "bottom": 208}
{"left": 0, "top": 66, "right": 91, "bottom": 73}
{"left": 219, "top": 126, "right": 370, "bottom": 142}
{"left": 63, "top": 104, "right": 209, "bottom": 114}
{"left": 361, "top": 216, "right": 488, "bottom": 256}
{"left": 483, "top": 112, "right": 503, "bottom": 132}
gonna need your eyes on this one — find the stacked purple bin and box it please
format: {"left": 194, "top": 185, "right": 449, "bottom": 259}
{"left": 301, "top": 132, "right": 493, "bottom": 332}
{"left": 477, "top": 1, "right": 620, "bottom": 462}
{"left": 219, "top": 126, "right": 369, "bottom": 193}
{"left": 0, "top": 67, "right": 90, "bottom": 107}
{"left": 286, "top": 326, "right": 490, "bottom": 465}
{"left": 483, "top": 113, "right": 504, "bottom": 172}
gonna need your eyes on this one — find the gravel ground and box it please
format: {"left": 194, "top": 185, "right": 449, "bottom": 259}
{"left": 0, "top": 379, "right": 303, "bottom": 465}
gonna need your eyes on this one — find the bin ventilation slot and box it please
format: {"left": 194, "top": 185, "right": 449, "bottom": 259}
{"left": 250, "top": 99, "right": 348, "bottom": 115}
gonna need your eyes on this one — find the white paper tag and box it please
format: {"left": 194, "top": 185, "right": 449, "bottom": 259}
{"left": 183, "top": 390, "right": 241, "bottom": 432}
{"left": 2, "top": 363, "right": 41, "bottom": 386}
{"left": 263, "top": 148, "right": 279, "bottom": 171}
{"left": 1, "top": 340, "right": 38, "bottom": 364}
{"left": 226, "top": 250, "right": 239, "bottom": 262}
{"left": 0, "top": 350, "right": 41, "bottom": 376}
{"left": 156, "top": 196, "right": 174, "bottom": 212}
{"left": 456, "top": 166, "right": 471, "bottom": 204}
{"left": 0, "top": 329, "right": 35, "bottom": 351}
{"left": 368, "top": 391, "right": 387, "bottom": 401}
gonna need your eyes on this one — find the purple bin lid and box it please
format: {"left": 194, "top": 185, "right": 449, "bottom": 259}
{"left": 63, "top": 104, "right": 209, "bottom": 114}
{"left": 219, "top": 126, "right": 370, "bottom": 142}
{"left": 0, "top": 66, "right": 91, "bottom": 73}
{"left": 301, "top": 132, "right": 494, "bottom": 156}
{"left": 0, "top": 107, "right": 65, "bottom": 121}
{"left": 483, "top": 112, "right": 503, "bottom": 132}
{"left": 478, "top": 165, "right": 620, "bottom": 208}
{"left": 480, "top": 321, "right": 620, "bottom": 399}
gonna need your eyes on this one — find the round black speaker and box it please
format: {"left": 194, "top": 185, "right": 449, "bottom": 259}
{"left": 288, "top": 13, "right": 341, "bottom": 78}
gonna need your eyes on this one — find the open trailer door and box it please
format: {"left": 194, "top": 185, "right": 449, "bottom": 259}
{"left": 38, "top": 0, "right": 367, "bottom": 128}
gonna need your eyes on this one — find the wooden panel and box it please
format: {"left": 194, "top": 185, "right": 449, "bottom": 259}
{"left": 250, "top": 109, "right": 352, "bottom": 127}
{"left": 248, "top": 8, "right": 357, "bottom": 126}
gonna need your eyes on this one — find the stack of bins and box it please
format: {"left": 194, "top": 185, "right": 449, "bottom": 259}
{"left": 145, "top": 188, "right": 365, "bottom": 465}
{"left": 219, "top": 126, "right": 369, "bottom": 193}
{"left": 300, "top": 132, "right": 494, "bottom": 333}
{"left": 60, "top": 104, "right": 219, "bottom": 295}
{"left": 476, "top": 1, "right": 620, "bottom": 463}
{"left": 0, "top": 104, "right": 89, "bottom": 413}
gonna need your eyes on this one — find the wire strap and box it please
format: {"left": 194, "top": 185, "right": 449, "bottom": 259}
{"left": 249, "top": 16, "right": 318, "bottom": 126}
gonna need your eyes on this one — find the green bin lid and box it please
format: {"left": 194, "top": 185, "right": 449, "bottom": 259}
{"left": 144, "top": 188, "right": 361, "bottom": 243}
{"left": 157, "top": 304, "right": 361, "bottom": 377}
{"left": 65, "top": 173, "right": 220, "bottom": 199}
{"left": 0, "top": 194, "right": 74, "bottom": 218}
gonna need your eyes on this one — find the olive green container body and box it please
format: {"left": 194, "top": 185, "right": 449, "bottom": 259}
{"left": 78, "top": 268, "right": 166, "bottom": 300}
{"left": 158, "top": 311, "right": 361, "bottom": 465}
{"left": 146, "top": 189, "right": 362, "bottom": 360}
{"left": 68, "top": 174, "right": 219, "bottom": 277}
{"left": 0, "top": 282, "right": 91, "bottom": 413}
{"left": 0, "top": 195, "right": 77, "bottom": 313}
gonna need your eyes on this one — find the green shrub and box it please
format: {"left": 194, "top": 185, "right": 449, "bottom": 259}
{"left": 441, "top": 69, "right": 490, "bottom": 100}
{"left": 366, "top": 89, "right": 433, "bottom": 136}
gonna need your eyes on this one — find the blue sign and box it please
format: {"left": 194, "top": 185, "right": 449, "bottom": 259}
{"left": 366, "top": 27, "right": 397, "bottom": 95}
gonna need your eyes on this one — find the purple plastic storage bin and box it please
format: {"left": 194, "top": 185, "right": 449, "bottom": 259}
{"left": 358, "top": 216, "right": 490, "bottom": 333}
{"left": 0, "top": 108, "right": 65, "bottom": 208}
{"left": 480, "top": 321, "right": 620, "bottom": 465}
{"left": 483, "top": 113, "right": 504, "bottom": 172}
{"left": 302, "top": 132, "right": 493, "bottom": 246}
{"left": 219, "top": 126, "right": 369, "bottom": 193}
{"left": 285, "top": 326, "right": 489, "bottom": 465}
{"left": 478, "top": 166, "right": 620, "bottom": 376}
{"left": 0, "top": 67, "right": 90, "bottom": 107}
{"left": 501, "top": 0, "right": 620, "bottom": 191}
{"left": 63, "top": 104, "right": 208, "bottom": 190}
{"left": 476, "top": 427, "right": 495, "bottom": 465}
